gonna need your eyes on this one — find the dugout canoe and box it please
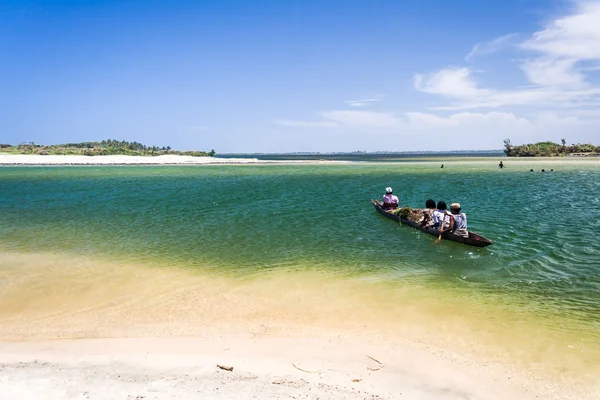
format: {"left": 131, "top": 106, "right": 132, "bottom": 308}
{"left": 372, "top": 200, "right": 493, "bottom": 247}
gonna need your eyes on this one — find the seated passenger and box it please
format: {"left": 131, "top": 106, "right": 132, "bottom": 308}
{"left": 382, "top": 187, "right": 399, "bottom": 210}
{"left": 433, "top": 201, "right": 448, "bottom": 228}
{"left": 421, "top": 199, "right": 436, "bottom": 226}
{"left": 449, "top": 202, "right": 468, "bottom": 238}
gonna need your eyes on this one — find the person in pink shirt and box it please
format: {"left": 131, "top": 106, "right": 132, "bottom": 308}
{"left": 382, "top": 187, "right": 399, "bottom": 210}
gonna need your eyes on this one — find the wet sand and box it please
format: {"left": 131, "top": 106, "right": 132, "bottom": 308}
{"left": 1, "top": 251, "right": 599, "bottom": 399}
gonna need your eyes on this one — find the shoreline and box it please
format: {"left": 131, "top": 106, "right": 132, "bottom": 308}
{"left": 2, "top": 154, "right": 600, "bottom": 166}
{"left": 1, "top": 250, "right": 598, "bottom": 399}
{"left": 0, "top": 154, "right": 349, "bottom": 166}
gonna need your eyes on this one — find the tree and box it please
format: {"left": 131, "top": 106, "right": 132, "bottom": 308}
{"left": 503, "top": 139, "right": 512, "bottom": 156}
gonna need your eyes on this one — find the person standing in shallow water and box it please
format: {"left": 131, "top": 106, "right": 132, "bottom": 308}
{"left": 382, "top": 187, "right": 399, "bottom": 210}
{"left": 498, "top": 161, "right": 504, "bottom": 169}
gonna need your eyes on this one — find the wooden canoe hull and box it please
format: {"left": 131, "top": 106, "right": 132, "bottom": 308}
{"left": 371, "top": 200, "right": 493, "bottom": 247}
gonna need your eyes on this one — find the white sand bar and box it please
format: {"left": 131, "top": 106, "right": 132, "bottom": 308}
{"left": 0, "top": 154, "right": 345, "bottom": 165}
{"left": 0, "top": 336, "right": 565, "bottom": 400}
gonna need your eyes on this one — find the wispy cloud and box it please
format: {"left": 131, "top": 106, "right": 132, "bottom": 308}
{"left": 344, "top": 94, "right": 386, "bottom": 107}
{"left": 465, "top": 33, "right": 519, "bottom": 61}
{"left": 273, "top": 110, "right": 400, "bottom": 129}
{"left": 415, "top": 1, "right": 600, "bottom": 110}
{"left": 405, "top": 111, "right": 532, "bottom": 129}
{"left": 271, "top": 1, "right": 600, "bottom": 148}
{"left": 322, "top": 110, "right": 400, "bottom": 127}
{"left": 273, "top": 119, "right": 339, "bottom": 128}
{"left": 401, "top": 110, "right": 598, "bottom": 146}
{"left": 520, "top": 1, "right": 600, "bottom": 60}
{"left": 520, "top": 58, "right": 585, "bottom": 87}
{"left": 517, "top": 0, "right": 600, "bottom": 88}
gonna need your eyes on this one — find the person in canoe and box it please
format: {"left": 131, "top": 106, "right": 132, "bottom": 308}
{"left": 382, "top": 187, "right": 399, "bottom": 210}
{"left": 421, "top": 199, "right": 437, "bottom": 227}
{"left": 433, "top": 201, "right": 449, "bottom": 228}
{"left": 449, "top": 202, "right": 468, "bottom": 238}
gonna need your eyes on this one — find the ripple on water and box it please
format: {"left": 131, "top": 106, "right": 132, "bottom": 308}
{"left": 0, "top": 164, "right": 599, "bottom": 333}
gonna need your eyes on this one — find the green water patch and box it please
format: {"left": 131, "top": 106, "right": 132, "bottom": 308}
{"left": 1, "top": 164, "right": 599, "bottom": 333}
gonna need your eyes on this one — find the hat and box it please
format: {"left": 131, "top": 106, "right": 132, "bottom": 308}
{"left": 450, "top": 203, "right": 461, "bottom": 209}
{"left": 385, "top": 187, "right": 393, "bottom": 194}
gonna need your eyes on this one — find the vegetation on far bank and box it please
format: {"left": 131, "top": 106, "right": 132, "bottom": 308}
{"left": 503, "top": 139, "right": 600, "bottom": 157}
{"left": 0, "top": 140, "right": 215, "bottom": 157}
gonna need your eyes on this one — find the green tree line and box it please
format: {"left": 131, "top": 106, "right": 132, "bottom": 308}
{"left": 503, "top": 139, "right": 600, "bottom": 157}
{"left": 0, "top": 140, "right": 215, "bottom": 157}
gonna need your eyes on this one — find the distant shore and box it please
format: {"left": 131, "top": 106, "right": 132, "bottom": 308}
{"left": 2, "top": 154, "right": 600, "bottom": 166}
{"left": 0, "top": 154, "right": 348, "bottom": 165}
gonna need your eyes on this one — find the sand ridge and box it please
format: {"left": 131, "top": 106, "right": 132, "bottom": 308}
{"left": 0, "top": 154, "right": 347, "bottom": 165}
{"left": 2, "top": 154, "right": 600, "bottom": 166}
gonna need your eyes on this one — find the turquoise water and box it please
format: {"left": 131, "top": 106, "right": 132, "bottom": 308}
{"left": 1, "top": 163, "right": 599, "bottom": 336}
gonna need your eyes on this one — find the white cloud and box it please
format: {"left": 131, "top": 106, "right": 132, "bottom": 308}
{"left": 413, "top": 67, "right": 492, "bottom": 98}
{"left": 274, "top": 110, "right": 400, "bottom": 129}
{"left": 405, "top": 111, "right": 532, "bottom": 130}
{"left": 517, "top": 1, "right": 600, "bottom": 88}
{"left": 401, "top": 111, "right": 598, "bottom": 148}
{"left": 465, "top": 33, "right": 519, "bottom": 61}
{"left": 520, "top": 58, "right": 585, "bottom": 87}
{"left": 520, "top": 1, "right": 600, "bottom": 60}
{"left": 430, "top": 86, "right": 600, "bottom": 110}
{"left": 272, "top": 108, "right": 599, "bottom": 150}
{"left": 344, "top": 94, "right": 386, "bottom": 107}
{"left": 415, "top": 1, "right": 600, "bottom": 110}
{"left": 271, "top": 2, "right": 600, "bottom": 149}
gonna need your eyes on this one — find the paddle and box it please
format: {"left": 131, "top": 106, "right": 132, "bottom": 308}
{"left": 435, "top": 212, "right": 450, "bottom": 244}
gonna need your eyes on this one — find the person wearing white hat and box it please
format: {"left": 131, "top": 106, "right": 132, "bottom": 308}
{"left": 382, "top": 187, "right": 399, "bottom": 210}
{"left": 449, "top": 203, "right": 468, "bottom": 238}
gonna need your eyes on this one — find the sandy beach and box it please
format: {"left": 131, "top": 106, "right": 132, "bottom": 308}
{"left": 1, "top": 251, "right": 598, "bottom": 400}
{"left": 0, "top": 154, "right": 345, "bottom": 165}
{"left": 0, "top": 336, "right": 553, "bottom": 400}
{"left": 1, "top": 153, "right": 599, "bottom": 167}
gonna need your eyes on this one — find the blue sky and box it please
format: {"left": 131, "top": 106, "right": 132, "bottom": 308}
{"left": 2, "top": 0, "right": 599, "bottom": 152}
